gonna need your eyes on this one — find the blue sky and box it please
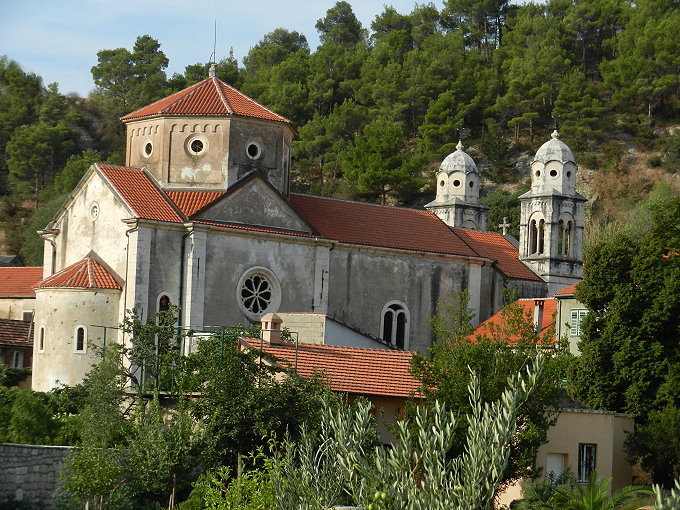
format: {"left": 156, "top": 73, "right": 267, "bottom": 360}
{"left": 1, "top": 0, "right": 446, "bottom": 97}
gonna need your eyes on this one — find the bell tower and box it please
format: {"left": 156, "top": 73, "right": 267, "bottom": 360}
{"left": 519, "top": 131, "right": 586, "bottom": 294}
{"left": 425, "top": 141, "right": 488, "bottom": 230}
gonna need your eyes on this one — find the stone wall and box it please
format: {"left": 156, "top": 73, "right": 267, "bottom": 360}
{"left": 0, "top": 443, "right": 71, "bottom": 506}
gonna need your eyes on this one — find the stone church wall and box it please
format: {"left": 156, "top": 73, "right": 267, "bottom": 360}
{"left": 327, "top": 247, "right": 474, "bottom": 353}
{"left": 0, "top": 443, "right": 71, "bottom": 507}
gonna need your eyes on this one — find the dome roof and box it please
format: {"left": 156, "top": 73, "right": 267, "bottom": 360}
{"left": 440, "top": 141, "right": 477, "bottom": 175}
{"left": 534, "top": 130, "right": 574, "bottom": 163}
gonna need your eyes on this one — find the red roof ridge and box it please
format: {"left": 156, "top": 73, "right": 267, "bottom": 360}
{"left": 220, "top": 80, "right": 292, "bottom": 125}
{"left": 210, "top": 77, "right": 233, "bottom": 114}
{"left": 290, "top": 193, "right": 436, "bottom": 216}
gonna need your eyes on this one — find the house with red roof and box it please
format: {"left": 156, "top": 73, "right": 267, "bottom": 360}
{"left": 0, "top": 266, "right": 42, "bottom": 321}
{"left": 31, "top": 66, "right": 585, "bottom": 391}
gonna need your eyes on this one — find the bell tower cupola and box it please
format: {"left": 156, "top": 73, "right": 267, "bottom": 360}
{"left": 519, "top": 131, "right": 587, "bottom": 295}
{"left": 425, "top": 141, "right": 488, "bottom": 230}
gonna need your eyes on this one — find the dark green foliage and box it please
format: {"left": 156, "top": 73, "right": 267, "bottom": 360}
{"left": 340, "top": 117, "right": 426, "bottom": 204}
{"left": 482, "top": 187, "right": 525, "bottom": 239}
{"left": 413, "top": 294, "right": 573, "bottom": 486}
{"left": 568, "top": 189, "right": 680, "bottom": 486}
{"left": 480, "top": 120, "right": 516, "bottom": 182}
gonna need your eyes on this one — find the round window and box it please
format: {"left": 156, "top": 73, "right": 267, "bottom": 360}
{"left": 535, "top": 170, "right": 541, "bottom": 177}
{"left": 90, "top": 202, "right": 99, "bottom": 221}
{"left": 566, "top": 171, "right": 572, "bottom": 179}
{"left": 550, "top": 169, "right": 558, "bottom": 177}
{"left": 453, "top": 179, "right": 461, "bottom": 187}
{"left": 246, "top": 142, "right": 262, "bottom": 160}
{"left": 439, "top": 180, "right": 445, "bottom": 187}
{"left": 143, "top": 141, "right": 153, "bottom": 158}
{"left": 187, "top": 136, "right": 207, "bottom": 156}
{"left": 237, "top": 267, "right": 281, "bottom": 321}
{"left": 469, "top": 181, "right": 474, "bottom": 188}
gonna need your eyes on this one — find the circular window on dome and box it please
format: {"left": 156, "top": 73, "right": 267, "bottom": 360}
{"left": 90, "top": 202, "right": 99, "bottom": 221}
{"left": 469, "top": 181, "right": 474, "bottom": 188}
{"left": 535, "top": 170, "right": 541, "bottom": 177}
{"left": 439, "top": 180, "right": 445, "bottom": 187}
{"left": 566, "top": 170, "right": 572, "bottom": 179}
{"left": 550, "top": 169, "right": 558, "bottom": 178}
{"left": 237, "top": 267, "right": 281, "bottom": 321}
{"left": 453, "top": 179, "right": 461, "bottom": 187}
{"left": 246, "top": 141, "right": 262, "bottom": 160}
{"left": 186, "top": 136, "right": 207, "bottom": 156}
{"left": 143, "top": 141, "right": 153, "bottom": 158}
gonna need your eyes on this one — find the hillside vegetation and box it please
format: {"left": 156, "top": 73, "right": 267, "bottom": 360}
{"left": 0, "top": 0, "right": 678, "bottom": 263}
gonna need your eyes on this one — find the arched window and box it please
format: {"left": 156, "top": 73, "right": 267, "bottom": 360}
{"left": 381, "top": 301, "right": 410, "bottom": 349}
{"left": 74, "top": 326, "right": 87, "bottom": 352}
{"left": 565, "top": 221, "right": 572, "bottom": 257}
{"left": 39, "top": 327, "right": 45, "bottom": 352}
{"left": 558, "top": 216, "right": 574, "bottom": 257}
{"left": 538, "top": 219, "right": 545, "bottom": 254}
{"left": 529, "top": 219, "right": 538, "bottom": 254}
{"left": 159, "top": 294, "right": 171, "bottom": 312}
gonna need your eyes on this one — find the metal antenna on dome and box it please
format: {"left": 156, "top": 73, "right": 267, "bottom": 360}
{"left": 209, "top": 20, "right": 217, "bottom": 65}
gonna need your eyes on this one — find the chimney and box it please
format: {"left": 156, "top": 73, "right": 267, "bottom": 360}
{"left": 261, "top": 313, "right": 283, "bottom": 345}
{"left": 533, "top": 300, "right": 544, "bottom": 334}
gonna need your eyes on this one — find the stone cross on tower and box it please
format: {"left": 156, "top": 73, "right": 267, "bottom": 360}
{"left": 499, "top": 217, "right": 511, "bottom": 235}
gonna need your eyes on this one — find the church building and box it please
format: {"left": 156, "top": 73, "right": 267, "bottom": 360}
{"left": 30, "top": 69, "right": 584, "bottom": 391}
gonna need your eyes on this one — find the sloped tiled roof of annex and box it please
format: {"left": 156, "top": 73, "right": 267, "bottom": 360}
{"left": 473, "top": 298, "right": 557, "bottom": 344}
{"left": 555, "top": 282, "right": 579, "bottom": 296}
{"left": 0, "top": 267, "right": 43, "bottom": 297}
{"left": 120, "top": 77, "right": 291, "bottom": 125}
{"left": 242, "top": 340, "right": 422, "bottom": 399}
{"left": 97, "top": 164, "right": 184, "bottom": 223}
{"left": 0, "top": 318, "right": 33, "bottom": 346}
{"left": 166, "top": 190, "right": 226, "bottom": 217}
{"left": 454, "top": 229, "right": 542, "bottom": 281}
{"left": 290, "top": 194, "right": 478, "bottom": 257}
{"left": 36, "top": 257, "right": 122, "bottom": 290}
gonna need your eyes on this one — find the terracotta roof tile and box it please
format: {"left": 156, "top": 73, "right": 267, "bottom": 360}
{"left": 0, "top": 267, "right": 42, "bottom": 297}
{"left": 166, "top": 190, "right": 226, "bottom": 217}
{"left": 555, "top": 282, "right": 579, "bottom": 296}
{"left": 473, "top": 298, "right": 557, "bottom": 344}
{"left": 120, "top": 78, "right": 291, "bottom": 125}
{"left": 0, "top": 318, "right": 33, "bottom": 346}
{"left": 37, "top": 257, "right": 122, "bottom": 290}
{"left": 453, "top": 229, "right": 541, "bottom": 281}
{"left": 289, "top": 194, "right": 478, "bottom": 257}
{"left": 97, "top": 164, "right": 184, "bottom": 223}
{"left": 243, "top": 340, "right": 422, "bottom": 399}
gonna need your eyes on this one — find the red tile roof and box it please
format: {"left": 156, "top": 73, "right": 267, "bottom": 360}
{"left": 36, "top": 257, "right": 122, "bottom": 290}
{"left": 555, "top": 282, "right": 579, "bottom": 296}
{"left": 0, "top": 267, "right": 42, "bottom": 297}
{"left": 473, "top": 298, "right": 557, "bottom": 344}
{"left": 120, "top": 77, "right": 292, "bottom": 125}
{"left": 453, "top": 229, "right": 541, "bottom": 281}
{"left": 166, "top": 190, "right": 226, "bottom": 217}
{"left": 97, "top": 164, "right": 184, "bottom": 223}
{"left": 0, "top": 318, "right": 33, "bottom": 346}
{"left": 243, "top": 339, "right": 423, "bottom": 399}
{"left": 290, "top": 194, "right": 478, "bottom": 257}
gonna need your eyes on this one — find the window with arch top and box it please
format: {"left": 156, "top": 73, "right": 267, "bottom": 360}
{"left": 74, "top": 325, "right": 87, "bottom": 352}
{"left": 381, "top": 301, "right": 410, "bottom": 349}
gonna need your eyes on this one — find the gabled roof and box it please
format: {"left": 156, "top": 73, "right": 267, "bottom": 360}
{"left": 0, "top": 318, "right": 33, "bottom": 346}
{"left": 473, "top": 298, "right": 557, "bottom": 344}
{"left": 36, "top": 256, "right": 122, "bottom": 290}
{"left": 243, "top": 340, "right": 422, "bottom": 399}
{"left": 0, "top": 267, "right": 43, "bottom": 297}
{"left": 453, "top": 229, "right": 542, "bottom": 281}
{"left": 555, "top": 282, "right": 579, "bottom": 296}
{"left": 120, "top": 77, "right": 292, "bottom": 126}
{"left": 97, "top": 164, "right": 185, "bottom": 223}
{"left": 289, "top": 194, "right": 478, "bottom": 258}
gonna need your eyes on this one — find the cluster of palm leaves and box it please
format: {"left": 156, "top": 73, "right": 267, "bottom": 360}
{"left": 516, "top": 471, "right": 652, "bottom": 510}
